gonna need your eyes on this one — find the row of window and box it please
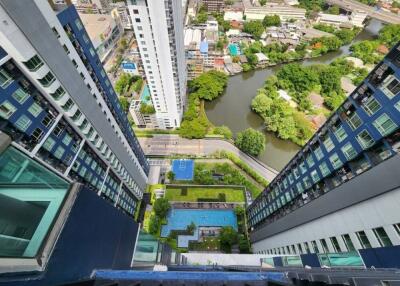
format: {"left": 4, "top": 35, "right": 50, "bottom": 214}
{"left": 258, "top": 224, "right": 400, "bottom": 256}
{"left": 20, "top": 52, "right": 143, "bottom": 199}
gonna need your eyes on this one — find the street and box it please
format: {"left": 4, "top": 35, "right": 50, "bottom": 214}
{"left": 139, "top": 134, "right": 279, "bottom": 182}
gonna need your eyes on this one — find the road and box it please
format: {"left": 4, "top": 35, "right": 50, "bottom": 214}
{"left": 138, "top": 135, "right": 279, "bottom": 182}
{"left": 326, "top": 0, "right": 400, "bottom": 24}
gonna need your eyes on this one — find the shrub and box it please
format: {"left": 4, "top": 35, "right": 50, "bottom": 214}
{"left": 153, "top": 198, "right": 171, "bottom": 219}
{"left": 235, "top": 128, "right": 265, "bottom": 157}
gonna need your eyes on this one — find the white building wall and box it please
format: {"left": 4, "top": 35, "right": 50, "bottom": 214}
{"left": 253, "top": 187, "right": 400, "bottom": 254}
{"left": 128, "top": 0, "right": 186, "bottom": 129}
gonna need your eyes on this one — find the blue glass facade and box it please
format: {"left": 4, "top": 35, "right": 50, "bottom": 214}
{"left": 248, "top": 43, "right": 400, "bottom": 230}
{"left": 56, "top": 5, "right": 149, "bottom": 175}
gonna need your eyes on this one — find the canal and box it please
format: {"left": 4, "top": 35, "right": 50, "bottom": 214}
{"left": 205, "top": 19, "right": 384, "bottom": 171}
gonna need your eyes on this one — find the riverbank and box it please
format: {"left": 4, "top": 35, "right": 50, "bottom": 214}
{"left": 205, "top": 19, "right": 384, "bottom": 170}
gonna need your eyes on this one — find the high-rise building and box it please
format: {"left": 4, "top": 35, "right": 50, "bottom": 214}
{"left": 127, "top": 0, "right": 187, "bottom": 129}
{"left": 0, "top": 0, "right": 149, "bottom": 282}
{"left": 247, "top": 43, "right": 400, "bottom": 256}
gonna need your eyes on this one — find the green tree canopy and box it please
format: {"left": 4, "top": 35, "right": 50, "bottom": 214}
{"left": 219, "top": 226, "right": 238, "bottom": 253}
{"left": 235, "top": 128, "right": 266, "bottom": 156}
{"left": 153, "top": 198, "right": 170, "bottom": 218}
{"left": 189, "top": 70, "right": 228, "bottom": 101}
{"left": 243, "top": 20, "right": 265, "bottom": 39}
{"left": 378, "top": 24, "right": 400, "bottom": 47}
{"left": 213, "top": 125, "right": 233, "bottom": 139}
{"left": 262, "top": 15, "right": 281, "bottom": 27}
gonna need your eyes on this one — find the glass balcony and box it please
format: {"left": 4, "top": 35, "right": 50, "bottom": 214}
{"left": 0, "top": 146, "right": 70, "bottom": 258}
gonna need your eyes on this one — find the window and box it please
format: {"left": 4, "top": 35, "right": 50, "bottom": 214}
{"left": 0, "top": 68, "right": 13, "bottom": 87}
{"left": 296, "top": 182, "right": 303, "bottom": 193}
{"left": 319, "top": 162, "right": 331, "bottom": 177}
{"left": 299, "top": 161, "right": 307, "bottom": 174}
{"left": 63, "top": 44, "right": 69, "bottom": 54}
{"left": 72, "top": 59, "right": 78, "bottom": 68}
{"left": 42, "top": 137, "right": 56, "bottom": 151}
{"left": 310, "top": 170, "right": 320, "bottom": 183}
{"left": 23, "top": 55, "right": 43, "bottom": 71}
{"left": 51, "top": 86, "right": 66, "bottom": 100}
{"left": 0, "top": 101, "right": 16, "bottom": 119}
{"left": 311, "top": 240, "right": 319, "bottom": 253}
{"left": 83, "top": 33, "right": 90, "bottom": 43}
{"left": 89, "top": 48, "right": 96, "bottom": 57}
{"left": 383, "top": 77, "right": 400, "bottom": 98}
{"left": 52, "top": 27, "right": 60, "bottom": 38}
{"left": 28, "top": 102, "right": 43, "bottom": 117}
{"left": 342, "top": 234, "right": 355, "bottom": 251}
{"left": 31, "top": 128, "right": 43, "bottom": 141}
{"left": 133, "top": 9, "right": 139, "bottom": 14}
{"left": 53, "top": 124, "right": 64, "bottom": 137}
{"left": 62, "top": 99, "right": 74, "bottom": 111}
{"left": 356, "top": 231, "right": 371, "bottom": 249}
{"left": 396, "top": 100, "right": 400, "bottom": 112}
{"left": 12, "top": 88, "right": 29, "bottom": 103}
{"left": 333, "top": 125, "right": 347, "bottom": 142}
{"left": 329, "top": 153, "right": 342, "bottom": 169}
{"left": 347, "top": 112, "right": 363, "bottom": 130}
{"left": 314, "top": 146, "right": 323, "bottom": 161}
{"left": 303, "top": 176, "right": 311, "bottom": 188}
{"left": 306, "top": 154, "right": 314, "bottom": 167}
{"left": 356, "top": 130, "right": 374, "bottom": 149}
{"left": 330, "top": 237, "right": 341, "bottom": 252}
{"left": 42, "top": 114, "right": 53, "bottom": 127}
{"left": 320, "top": 239, "right": 329, "bottom": 253}
{"left": 54, "top": 146, "right": 65, "bottom": 159}
{"left": 362, "top": 97, "right": 381, "bottom": 116}
{"left": 297, "top": 243, "right": 303, "bottom": 254}
{"left": 15, "top": 115, "right": 32, "bottom": 132}
{"left": 373, "top": 227, "right": 392, "bottom": 247}
{"left": 62, "top": 134, "right": 72, "bottom": 146}
{"left": 71, "top": 110, "right": 82, "bottom": 121}
{"left": 135, "top": 18, "right": 141, "bottom": 23}
{"left": 323, "top": 136, "right": 334, "bottom": 152}
{"left": 373, "top": 113, "right": 397, "bottom": 136}
{"left": 341, "top": 143, "right": 357, "bottom": 160}
{"left": 39, "top": 72, "right": 55, "bottom": 87}
{"left": 75, "top": 19, "right": 83, "bottom": 30}
{"left": 394, "top": 223, "right": 400, "bottom": 237}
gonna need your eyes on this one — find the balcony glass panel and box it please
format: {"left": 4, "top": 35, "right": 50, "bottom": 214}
{"left": 0, "top": 146, "right": 69, "bottom": 258}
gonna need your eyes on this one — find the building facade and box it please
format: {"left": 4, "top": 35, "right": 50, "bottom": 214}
{"left": 127, "top": 0, "right": 187, "bottom": 129}
{"left": 0, "top": 0, "right": 149, "bottom": 218}
{"left": 201, "top": 0, "right": 224, "bottom": 13}
{"left": 248, "top": 43, "right": 400, "bottom": 255}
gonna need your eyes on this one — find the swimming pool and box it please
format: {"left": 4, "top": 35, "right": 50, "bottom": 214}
{"left": 140, "top": 85, "right": 151, "bottom": 104}
{"left": 161, "top": 209, "right": 238, "bottom": 247}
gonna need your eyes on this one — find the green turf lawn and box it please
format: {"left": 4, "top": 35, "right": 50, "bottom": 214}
{"left": 165, "top": 187, "right": 245, "bottom": 202}
{"left": 189, "top": 237, "right": 221, "bottom": 251}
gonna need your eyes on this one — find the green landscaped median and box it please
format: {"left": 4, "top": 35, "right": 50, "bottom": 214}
{"left": 165, "top": 186, "right": 245, "bottom": 203}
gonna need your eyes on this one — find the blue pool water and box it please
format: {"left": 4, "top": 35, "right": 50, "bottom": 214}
{"left": 228, "top": 44, "right": 240, "bottom": 56}
{"left": 161, "top": 209, "right": 237, "bottom": 247}
{"left": 140, "top": 85, "right": 151, "bottom": 104}
{"left": 172, "top": 159, "right": 194, "bottom": 180}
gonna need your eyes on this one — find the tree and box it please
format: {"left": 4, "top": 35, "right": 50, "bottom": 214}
{"left": 167, "top": 170, "right": 175, "bottom": 181}
{"left": 119, "top": 97, "right": 129, "bottom": 112}
{"left": 243, "top": 20, "right": 265, "bottom": 39}
{"left": 259, "top": 0, "right": 267, "bottom": 5}
{"left": 378, "top": 24, "right": 400, "bottom": 47}
{"left": 186, "top": 222, "right": 196, "bottom": 234}
{"left": 238, "top": 235, "right": 251, "bottom": 253}
{"left": 213, "top": 125, "right": 233, "bottom": 139}
{"left": 262, "top": 15, "right": 281, "bottom": 27}
{"left": 334, "top": 28, "right": 358, "bottom": 45}
{"left": 219, "top": 226, "right": 238, "bottom": 253}
{"left": 189, "top": 70, "right": 228, "bottom": 101}
{"left": 115, "top": 73, "right": 132, "bottom": 94}
{"left": 234, "top": 205, "right": 244, "bottom": 217}
{"left": 149, "top": 215, "right": 160, "bottom": 235}
{"left": 235, "top": 128, "right": 265, "bottom": 157}
{"left": 179, "top": 119, "right": 208, "bottom": 139}
{"left": 327, "top": 5, "right": 340, "bottom": 15}
{"left": 153, "top": 198, "right": 170, "bottom": 219}
{"left": 140, "top": 103, "right": 156, "bottom": 114}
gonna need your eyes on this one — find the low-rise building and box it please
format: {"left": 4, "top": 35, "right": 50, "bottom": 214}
{"left": 224, "top": 10, "right": 244, "bottom": 22}
{"left": 245, "top": 4, "right": 306, "bottom": 21}
{"left": 317, "top": 11, "right": 367, "bottom": 28}
{"left": 201, "top": 0, "right": 224, "bottom": 12}
{"left": 255, "top": 53, "right": 269, "bottom": 66}
{"left": 110, "top": 2, "right": 133, "bottom": 30}
{"left": 79, "top": 13, "right": 123, "bottom": 62}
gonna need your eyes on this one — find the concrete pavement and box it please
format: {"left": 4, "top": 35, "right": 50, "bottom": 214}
{"left": 326, "top": 0, "right": 400, "bottom": 24}
{"left": 138, "top": 134, "right": 279, "bottom": 182}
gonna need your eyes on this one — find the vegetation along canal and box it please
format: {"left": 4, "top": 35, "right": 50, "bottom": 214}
{"left": 205, "top": 19, "right": 384, "bottom": 171}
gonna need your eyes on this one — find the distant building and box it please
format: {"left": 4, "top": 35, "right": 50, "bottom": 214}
{"left": 255, "top": 52, "right": 269, "bottom": 66}
{"left": 201, "top": 0, "right": 224, "bottom": 12}
{"left": 79, "top": 13, "right": 123, "bottom": 62}
{"left": 110, "top": 2, "right": 133, "bottom": 30}
{"left": 245, "top": 4, "right": 306, "bottom": 21}
{"left": 317, "top": 11, "right": 367, "bottom": 28}
{"left": 224, "top": 10, "right": 244, "bottom": 22}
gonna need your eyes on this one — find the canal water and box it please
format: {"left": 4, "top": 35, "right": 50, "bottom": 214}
{"left": 205, "top": 19, "right": 383, "bottom": 171}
